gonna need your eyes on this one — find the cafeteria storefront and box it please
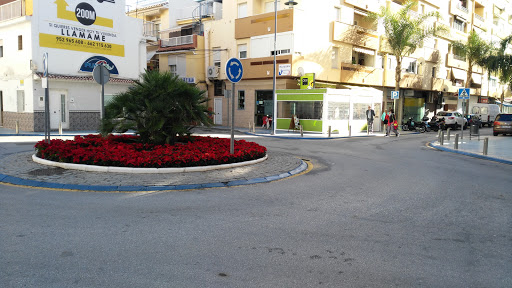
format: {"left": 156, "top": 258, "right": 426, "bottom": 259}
{"left": 276, "top": 86, "right": 383, "bottom": 135}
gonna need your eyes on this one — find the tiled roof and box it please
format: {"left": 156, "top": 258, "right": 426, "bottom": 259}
{"left": 36, "top": 72, "right": 135, "bottom": 84}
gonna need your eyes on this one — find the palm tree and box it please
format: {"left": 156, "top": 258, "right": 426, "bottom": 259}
{"left": 452, "top": 30, "right": 493, "bottom": 114}
{"left": 101, "top": 70, "right": 213, "bottom": 145}
{"left": 368, "top": 0, "right": 446, "bottom": 124}
{"left": 486, "top": 35, "right": 512, "bottom": 108}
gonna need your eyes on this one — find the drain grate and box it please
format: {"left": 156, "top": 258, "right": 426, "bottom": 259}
{"left": 28, "top": 167, "right": 66, "bottom": 176}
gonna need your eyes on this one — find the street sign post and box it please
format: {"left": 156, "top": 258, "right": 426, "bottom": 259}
{"left": 226, "top": 58, "right": 243, "bottom": 154}
{"left": 43, "top": 53, "right": 50, "bottom": 144}
{"left": 458, "top": 88, "right": 470, "bottom": 139}
{"left": 93, "top": 64, "right": 110, "bottom": 120}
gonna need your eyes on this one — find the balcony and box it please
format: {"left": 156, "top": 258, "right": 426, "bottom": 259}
{"left": 332, "top": 22, "right": 379, "bottom": 50}
{"left": 158, "top": 34, "right": 199, "bottom": 52}
{"left": 447, "top": 53, "right": 468, "bottom": 70}
{"left": 143, "top": 21, "right": 158, "bottom": 40}
{"left": 0, "top": 0, "right": 25, "bottom": 22}
{"left": 176, "top": 1, "right": 222, "bottom": 23}
{"left": 473, "top": 13, "right": 487, "bottom": 31}
{"left": 340, "top": 63, "right": 383, "bottom": 86}
{"left": 434, "top": 21, "right": 454, "bottom": 41}
{"left": 344, "top": 0, "right": 384, "bottom": 13}
{"left": 239, "top": 55, "right": 292, "bottom": 79}
{"left": 235, "top": 9, "right": 293, "bottom": 40}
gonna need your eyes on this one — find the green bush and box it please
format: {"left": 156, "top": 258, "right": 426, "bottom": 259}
{"left": 100, "top": 70, "right": 212, "bottom": 144}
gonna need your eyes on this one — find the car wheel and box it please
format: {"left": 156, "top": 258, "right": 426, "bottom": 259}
{"left": 493, "top": 132, "right": 499, "bottom": 136}
{"left": 463, "top": 123, "right": 467, "bottom": 130}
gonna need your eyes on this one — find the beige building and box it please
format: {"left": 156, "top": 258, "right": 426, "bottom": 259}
{"left": 130, "top": 0, "right": 512, "bottom": 128}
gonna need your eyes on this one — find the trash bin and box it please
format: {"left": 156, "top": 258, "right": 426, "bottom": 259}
{"left": 470, "top": 124, "right": 479, "bottom": 135}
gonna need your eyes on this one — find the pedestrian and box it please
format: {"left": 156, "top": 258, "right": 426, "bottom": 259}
{"left": 262, "top": 115, "right": 269, "bottom": 129}
{"left": 386, "top": 108, "right": 400, "bottom": 137}
{"left": 366, "top": 105, "right": 375, "bottom": 134}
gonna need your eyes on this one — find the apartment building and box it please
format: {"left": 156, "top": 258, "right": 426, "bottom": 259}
{"left": 0, "top": 0, "right": 146, "bottom": 131}
{"left": 197, "top": 0, "right": 511, "bottom": 129}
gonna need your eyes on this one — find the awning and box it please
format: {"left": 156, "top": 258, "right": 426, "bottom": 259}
{"left": 147, "top": 50, "right": 157, "bottom": 62}
{"left": 353, "top": 46, "right": 375, "bottom": 55}
{"left": 472, "top": 73, "right": 482, "bottom": 85}
{"left": 451, "top": 68, "right": 467, "bottom": 81}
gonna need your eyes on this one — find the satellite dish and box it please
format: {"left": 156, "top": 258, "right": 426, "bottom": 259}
{"left": 297, "top": 67, "right": 304, "bottom": 77}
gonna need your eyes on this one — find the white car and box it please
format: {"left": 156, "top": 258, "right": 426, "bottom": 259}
{"left": 436, "top": 111, "right": 467, "bottom": 129}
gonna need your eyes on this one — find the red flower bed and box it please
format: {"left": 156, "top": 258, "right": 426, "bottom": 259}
{"left": 34, "top": 134, "right": 267, "bottom": 168}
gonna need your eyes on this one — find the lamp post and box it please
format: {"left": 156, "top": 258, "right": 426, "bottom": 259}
{"left": 272, "top": 0, "right": 297, "bottom": 135}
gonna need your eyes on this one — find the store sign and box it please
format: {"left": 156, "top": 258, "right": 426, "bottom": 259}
{"left": 278, "top": 64, "right": 291, "bottom": 76}
{"left": 79, "top": 56, "right": 119, "bottom": 75}
{"left": 39, "top": 0, "right": 124, "bottom": 57}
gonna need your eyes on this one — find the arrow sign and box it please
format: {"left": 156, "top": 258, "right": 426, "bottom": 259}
{"left": 458, "top": 88, "right": 470, "bottom": 100}
{"left": 226, "top": 58, "right": 243, "bottom": 83}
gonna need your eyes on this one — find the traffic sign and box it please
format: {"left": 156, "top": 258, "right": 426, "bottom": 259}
{"left": 93, "top": 65, "right": 110, "bottom": 85}
{"left": 43, "top": 53, "right": 48, "bottom": 77}
{"left": 391, "top": 91, "right": 399, "bottom": 99}
{"left": 226, "top": 58, "right": 243, "bottom": 83}
{"left": 458, "top": 88, "right": 470, "bottom": 100}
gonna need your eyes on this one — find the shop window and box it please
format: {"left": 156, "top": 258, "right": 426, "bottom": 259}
{"left": 238, "top": 90, "right": 245, "bottom": 110}
{"left": 353, "top": 103, "right": 368, "bottom": 120}
{"left": 277, "top": 101, "right": 323, "bottom": 120}
{"left": 18, "top": 35, "right": 22, "bottom": 50}
{"left": 328, "top": 102, "right": 349, "bottom": 120}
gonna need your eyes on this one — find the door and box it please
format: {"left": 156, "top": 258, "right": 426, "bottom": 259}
{"left": 214, "top": 98, "right": 223, "bottom": 125}
{"left": 50, "top": 90, "right": 68, "bottom": 129}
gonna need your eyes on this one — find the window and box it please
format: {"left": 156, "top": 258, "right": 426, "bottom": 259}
{"left": 238, "top": 3, "right": 247, "bottom": 18}
{"left": 453, "top": 46, "right": 465, "bottom": 61}
{"left": 169, "top": 65, "right": 177, "bottom": 76}
{"left": 60, "top": 94, "right": 66, "bottom": 122}
{"left": 406, "top": 61, "right": 417, "bottom": 73}
{"left": 432, "top": 67, "right": 436, "bottom": 78}
{"left": 453, "top": 18, "right": 465, "bottom": 32}
{"left": 17, "top": 90, "right": 24, "bottom": 112}
{"left": 213, "top": 46, "right": 221, "bottom": 68}
{"left": 332, "top": 47, "right": 339, "bottom": 69}
{"left": 270, "top": 49, "right": 290, "bottom": 56}
{"left": 238, "top": 44, "right": 247, "bottom": 59}
{"left": 18, "top": 35, "right": 22, "bottom": 50}
{"left": 0, "top": 39, "right": 3, "bottom": 57}
{"left": 334, "top": 6, "right": 341, "bottom": 22}
{"left": 265, "top": 1, "right": 279, "bottom": 13}
{"left": 238, "top": 90, "right": 245, "bottom": 110}
{"left": 214, "top": 80, "right": 224, "bottom": 96}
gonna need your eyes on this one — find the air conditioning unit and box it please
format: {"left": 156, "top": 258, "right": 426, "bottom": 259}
{"left": 207, "top": 66, "right": 219, "bottom": 79}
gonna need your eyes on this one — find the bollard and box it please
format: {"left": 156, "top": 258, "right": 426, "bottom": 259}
{"left": 15, "top": 121, "right": 19, "bottom": 134}
{"left": 438, "top": 129, "right": 441, "bottom": 140}
{"left": 349, "top": 125, "right": 352, "bottom": 137}
{"left": 59, "top": 121, "right": 62, "bottom": 135}
{"left": 440, "top": 131, "right": 444, "bottom": 145}
{"left": 446, "top": 128, "right": 451, "bottom": 141}
{"left": 454, "top": 134, "right": 459, "bottom": 150}
{"left": 300, "top": 125, "right": 303, "bottom": 137}
{"left": 328, "top": 126, "right": 331, "bottom": 138}
{"left": 483, "top": 137, "right": 488, "bottom": 155}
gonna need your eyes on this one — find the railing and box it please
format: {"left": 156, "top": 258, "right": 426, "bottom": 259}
{"left": 143, "top": 21, "right": 158, "bottom": 38}
{"left": 456, "top": 2, "right": 469, "bottom": 14}
{"left": 160, "top": 35, "right": 194, "bottom": 48}
{"left": 474, "top": 13, "right": 485, "bottom": 22}
{"left": 0, "top": 0, "right": 25, "bottom": 22}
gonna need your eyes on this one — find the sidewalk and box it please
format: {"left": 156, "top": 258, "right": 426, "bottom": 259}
{"left": 430, "top": 133, "right": 512, "bottom": 165}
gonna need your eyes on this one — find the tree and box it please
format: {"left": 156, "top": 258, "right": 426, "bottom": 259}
{"left": 368, "top": 0, "right": 446, "bottom": 124}
{"left": 486, "top": 35, "right": 512, "bottom": 108}
{"left": 452, "top": 30, "right": 493, "bottom": 114}
{"left": 100, "top": 70, "right": 213, "bottom": 145}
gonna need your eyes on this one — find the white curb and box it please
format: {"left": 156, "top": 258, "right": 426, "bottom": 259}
{"left": 32, "top": 154, "right": 268, "bottom": 174}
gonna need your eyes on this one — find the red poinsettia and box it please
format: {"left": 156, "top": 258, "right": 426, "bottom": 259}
{"left": 34, "top": 134, "right": 267, "bottom": 168}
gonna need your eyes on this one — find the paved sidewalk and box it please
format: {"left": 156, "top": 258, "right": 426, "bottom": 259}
{"left": 430, "top": 134, "right": 512, "bottom": 165}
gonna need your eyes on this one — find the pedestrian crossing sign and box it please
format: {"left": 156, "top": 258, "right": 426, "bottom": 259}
{"left": 458, "top": 88, "right": 470, "bottom": 100}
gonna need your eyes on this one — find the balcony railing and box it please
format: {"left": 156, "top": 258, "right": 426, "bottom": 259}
{"left": 0, "top": 0, "right": 25, "bottom": 22}
{"left": 457, "top": 3, "right": 469, "bottom": 14}
{"left": 143, "top": 21, "right": 158, "bottom": 38}
{"left": 160, "top": 35, "right": 194, "bottom": 48}
{"left": 474, "top": 13, "right": 485, "bottom": 22}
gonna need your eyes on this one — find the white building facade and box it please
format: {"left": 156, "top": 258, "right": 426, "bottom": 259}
{"left": 0, "top": 0, "right": 145, "bottom": 131}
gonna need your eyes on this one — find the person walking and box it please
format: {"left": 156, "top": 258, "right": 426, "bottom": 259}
{"left": 386, "top": 108, "right": 400, "bottom": 137}
{"left": 366, "top": 105, "right": 375, "bottom": 134}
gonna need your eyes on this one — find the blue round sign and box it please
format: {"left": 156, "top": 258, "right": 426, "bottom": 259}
{"left": 226, "top": 58, "right": 243, "bottom": 83}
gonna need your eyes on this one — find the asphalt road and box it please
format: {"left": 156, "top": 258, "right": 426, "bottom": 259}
{"left": 1, "top": 130, "right": 511, "bottom": 287}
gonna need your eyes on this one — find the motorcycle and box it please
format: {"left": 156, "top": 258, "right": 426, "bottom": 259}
{"left": 428, "top": 115, "right": 441, "bottom": 132}
{"left": 402, "top": 117, "right": 426, "bottom": 133}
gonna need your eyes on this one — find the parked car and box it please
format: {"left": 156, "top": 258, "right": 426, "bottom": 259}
{"left": 436, "top": 111, "right": 467, "bottom": 129}
{"left": 465, "top": 114, "right": 482, "bottom": 128}
{"left": 470, "top": 104, "right": 500, "bottom": 126}
{"left": 493, "top": 113, "right": 512, "bottom": 136}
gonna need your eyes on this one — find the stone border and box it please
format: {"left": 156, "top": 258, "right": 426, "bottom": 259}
{"left": 429, "top": 141, "right": 512, "bottom": 165}
{"left": 32, "top": 154, "right": 268, "bottom": 173}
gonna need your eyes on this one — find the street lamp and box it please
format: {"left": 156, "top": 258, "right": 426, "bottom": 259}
{"left": 272, "top": 0, "right": 297, "bottom": 135}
